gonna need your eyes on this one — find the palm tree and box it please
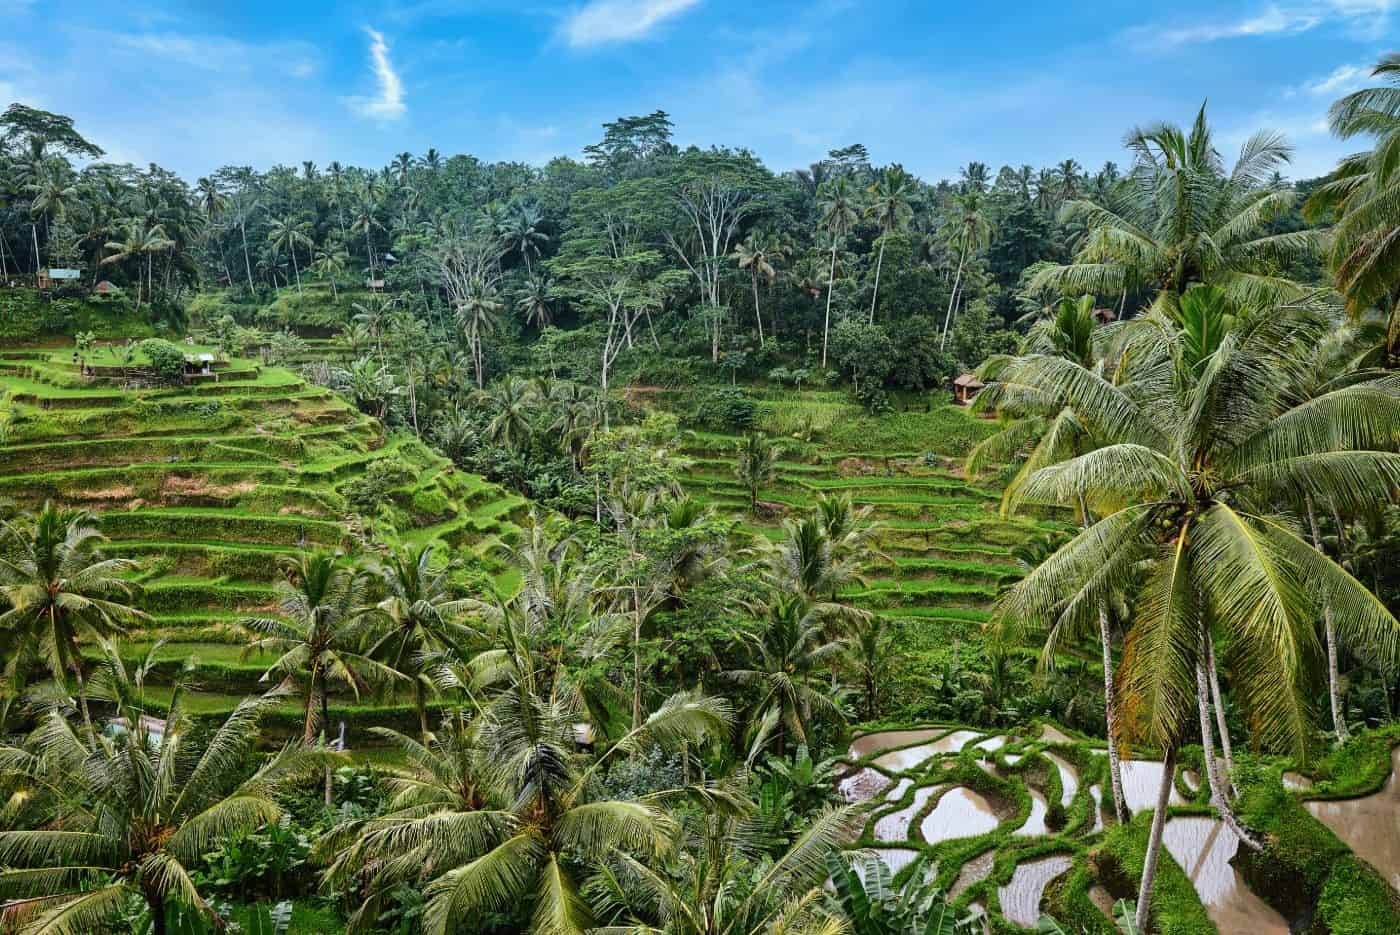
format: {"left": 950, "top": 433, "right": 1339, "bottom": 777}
{"left": 990, "top": 286, "right": 1400, "bottom": 932}
{"left": 366, "top": 543, "right": 478, "bottom": 740}
{"left": 506, "top": 203, "right": 548, "bottom": 274}
{"left": 865, "top": 165, "right": 914, "bottom": 322}
{"left": 311, "top": 247, "right": 347, "bottom": 299}
{"left": 733, "top": 432, "right": 780, "bottom": 513}
{"left": 322, "top": 681, "right": 728, "bottom": 935}
{"left": 734, "top": 231, "right": 777, "bottom": 343}
{"left": 484, "top": 376, "right": 537, "bottom": 450}
{"left": 267, "top": 215, "right": 313, "bottom": 295}
{"left": 227, "top": 194, "right": 259, "bottom": 294}
{"left": 350, "top": 182, "right": 384, "bottom": 278}
{"left": 587, "top": 792, "right": 859, "bottom": 935}
{"left": 817, "top": 177, "right": 861, "bottom": 368}
{"left": 391, "top": 151, "right": 414, "bottom": 186}
{"left": 941, "top": 189, "right": 994, "bottom": 349}
{"left": 1305, "top": 54, "right": 1400, "bottom": 355}
{"left": 25, "top": 160, "right": 76, "bottom": 267}
{"left": 0, "top": 503, "right": 149, "bottom": 735}
{"left": 723, "top": 595, "right": 847, "bottom": 756}
{"left": 456, "top": 276, "right": 503, "bottom": 389}
{"left": 959, "top": 161, "right": 991, "bottom": 193}
{"left": 765, "top": 513, "right": 863, "bottom": 603}
{"left": 101, "top": 221, "right": 174, "bottom": 314}
{"left": 1033, "top": 105, "right": 1316, "bottom": 317}
{"left": 243, "top": 552, "right": 397, "bottom": 745}
{"left": 352, "top": 294, "right": 393, "bottom": 365}
{"left": 0, "top": 651, "right": 334, "bottom": 935}
{"left": 516, "top": 273, "right": 555, "bottom": 328}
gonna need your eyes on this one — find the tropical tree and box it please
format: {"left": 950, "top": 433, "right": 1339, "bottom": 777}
{"left": 243, "top": 552, "right": 397, "bottom": 746}
{"left": 311, "top": 247, "right": 347, "bottom": 299}
{"left": 734, "top": 231, "right": 777, "bottom": 342}
{"left": 941, "top": 190, "right": 994, "bottom": 349}
{"left": 366, "top": 542, "right": 478, "bottom": 741}
{"left": 507, "top": 203, "right": 549, "bottom": 274}
{"left": 1032, "top": 105, "right": 1317, "bottom": 317}
{"left": 0, "top": 662, "right": 334, "bottom": 935}
{"left": 456, "top": 276, "right": 503, "bottom": 389}
{"left": 0, "top": 503, "right": 148, "bottom": 735}
{"left": 267, "top": 215, "right": 313, "bottom": 294}
{"left": 733, "top": 432, "right": 780, "bottom": 513}
{"left": 101, "top": 221, "right": 174, "bottom": 314}
{"left": 865, "top": 165, "right": 914, "bottom": 322}
{"left": 989, "top": 286, "right": 1400, "bottom": 932}
{"left": 817, "top": 177, "right": 861, "bottom": 367}
{"left": 517, "top": 273, "right": 555, "bottom": 328}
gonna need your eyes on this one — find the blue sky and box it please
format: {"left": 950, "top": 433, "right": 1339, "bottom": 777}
{"left": 3, "top": 1, "right": 1396, "bottom": 182}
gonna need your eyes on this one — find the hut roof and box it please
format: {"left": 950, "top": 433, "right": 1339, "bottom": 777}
{"left": 954, "top": 373, "right": 985, "bottom": 389}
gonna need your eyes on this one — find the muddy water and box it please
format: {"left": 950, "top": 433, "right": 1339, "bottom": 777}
{"left": 1162, "top": 817, "right": 1289, "bottom": 935}
{"left": 885, "top": 778, "right": 913, "bottom": 801}
{"left": 998, "top": 855, "right": 1073, "bottom": 928}
{"left": 1120, "top": 759, "right": 1186, "bottom": 813}
{"left": 1040, "top": 724, "right": 1075, "bottom": 744}
{"left": 1283, "top": 771, "right": 1313, "bottom": 790}
{"left": 868, "top": 847, "right": 919, "bottom": 877}
{"left": 1088, "top": 884, "right": 1116, "bottom": 919}
{"left": 951, "top": 851, "right": 995, "bottom": 897}
{"left": 839, "top": 767, "right": 890, "bottom": 802}
{"left": 849, "top": 729, "right": 943, "bottom": 759}
{"left": 872, "top": 729, "right": 982, "bottom": 771}
{"left": 1046, "top": 751, "right": 1078, "bottom": 806}
{"left": 1307, "top": 747, "right": 1400, "bottom": 891}
{"left": 1088, "top": 785, "right": 1105, "bottom": 832}
{"left": 975, "top": 735, "right": 1007, "bottom": 753}
{"left": 1013, "top": 787, "right": 1050, "bottom": 837}
{"left": 921, "top": 787, "right": 1000, "bottom": 844}
{"left": 875, "top": 785, "right": 939, "bottom": 841}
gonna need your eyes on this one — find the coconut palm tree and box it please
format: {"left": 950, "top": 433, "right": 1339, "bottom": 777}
{"left": 764, "top": 513, "right": 863, "bottom": 604}
{"left": 456, "top": 275, "right": 503, "bottom": 389}
{"left": 941, "top": 189, "right": 994, "bottom": 349}
{"left": 366, "top": 543, "right": 480, "bottom": 741}
{"left": 990, "top": 285, "right": 1400, "bottom": 932}
{"left": 0, "top": 650, "right": 334, "bottom": 935}
{"left": 517, "top": 273, "right": 555, "bottom": 328}
{"left": 311, "top": 247, "right": 347, "bottom": 299}
{"left": 1032, "top": 105, "right": 1317, "bottom": 318}
{"left": 101, "top": 220, "right": 174, "bottom": 314}
{"left": 817, "top": 177, "right": 861, "bottom": 368}
{"left": 733, "top": 432, "right": 780, "bottom": 513}
{"left": 267, "top": 214, "right": 313, "bottom": 295}
{"left": 243, "top": 552, "right": 398, "bottom": 745}
{"left": 0, "top": 503, "right": 149, "bottom": 736}
{"left": 484, "top": 376, "right": 538, "bottom": 451}
{"left": 350, "top": 182, "right": 384, "bottom": 277}
{"left": 586, "top": 790, "right": 859, "bottom": 935}
{"left": 865, "top": 165, "right": 914, "bottom": 322}
{"left": 321, "top": 675, "right": 729, "bottom": 935}
{"left": 734, "top": 231, "right": 777, "bottom": 342}
{"left": 1305, "top": 54, "right": 1400, "bottom": 355}
{"left": 506, "top": 203, "right": 548, "bottom": 274}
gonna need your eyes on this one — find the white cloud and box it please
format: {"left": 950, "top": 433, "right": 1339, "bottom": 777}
{"left": 1132, "top": 1, "right": 1397, "bottom": 49}
{"left": 562, "top": 0, "right": 703, "bottom": 47}
{"left": 348, "top": 28, "right": 406, "bottom": 120}
{"left": 1303, "top": 61, "right": 1373, "bottom": 95}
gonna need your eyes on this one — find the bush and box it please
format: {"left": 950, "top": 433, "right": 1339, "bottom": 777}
{"left": 139, "top": 338, "right": 187, "bottom": 383}
{"left": 344, "top": 459, "right": 413, "bottom": 514}
{"left": 689, "top": 386, "right": 758, "bottom": 431}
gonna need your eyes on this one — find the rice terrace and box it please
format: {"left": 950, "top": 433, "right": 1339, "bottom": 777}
{"left": 2, "top": 4, "right": 1400, "bottom": 933}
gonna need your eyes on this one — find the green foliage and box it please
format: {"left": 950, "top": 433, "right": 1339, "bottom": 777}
{"left": 139, "top": 338, "right": 189, "bottom": 382}
{"left": 690, "top": 384, "right": 759, "bottom": 431}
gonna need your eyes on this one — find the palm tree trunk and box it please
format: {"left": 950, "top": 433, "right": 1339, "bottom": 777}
{"left": 303, "top": 677, "right": 318, "bottom": 745}
{"left": 239, "top": 219, "right": 255, "bottom": 293}
{"left": 322, "top": 689, "right": 333, "bottom": 808}
{"left": 869, "top": 233, "right": 887, "bottom": 324}
{"left": 632, "top": 589, "right": 643, "bottom": 730}
{"left": 1195, "top": 657, "right": 1261, "bottom": 851}
{"left": 1205, "top": 633, "right": 1235, "bottom": 791}
{"left": 416, "top": 681, "right": 429, "bottom": 741}
{"left": 1100, "top": 606, "right": 1129, "bottom": 823}
{"left": 751, "top": 270, "right": 764, "bottom": 343}
{"left": 72, "top": 658, "right": 95, "bottom": 740}
{"left": 147, "top": 892, "right": 166, "bottom": 935}
{"left": 365, "top": 227, "right": 375, "bottom": 278}
{"left": 1306, "top": 498, "right": 1350, "bottom": 743}
{"left": 822, "top": 245, "right": 838, "bottom": 368}
{"left": 941, "top": 251, "right": 966, "bottom": 350}
{"left": 1135, "top": 744, "right": 1176, "bottom": 935}
{"left": 291, "top": 245, "right": 303, "bottom": 295}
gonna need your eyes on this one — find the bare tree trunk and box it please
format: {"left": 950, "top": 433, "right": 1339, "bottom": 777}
{"left": 751, "top": 271, "right": 765, "bottom": 343}
{"left": 869, "top": 232, "right": 887, "bottom": 324}
{"left": 239, "top": 219, "right": 255, "bottom": 293}
{"left": 941, "top": 252, "right": 965, "bottom": 351}
{"left": 1196, "top": 657, "right": 1261, "bottom": 851}
{"left": 1135, "top": 744, "right": 1176, "bottom": 935}
{"left": 1205, "top": 633, "right": 1235, "bottom": 792}
{"left": 1101, "top": 607, "right": 1129, "bottom": 823}
{"left": 1306, "top": 498, "right": 1350, "bottom": 743}
{"left": 822, "top": 245, "right": 837, "bottom": 368}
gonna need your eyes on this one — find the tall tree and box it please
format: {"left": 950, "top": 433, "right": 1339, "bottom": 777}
{"left": 865, "top": 165, "right": 914, "bottom": 322}
{"left": 817, "top": 177, "right": 861, "bottom": 368}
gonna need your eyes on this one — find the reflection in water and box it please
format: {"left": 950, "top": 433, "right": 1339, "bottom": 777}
{"left": 1162, "top": 817, "right": 1288, "bottom": 935}
{"left": 951, "top": 851, "right": 995, "bottom": 897}
{"left": 850, "top": 729, "right": 944, "bottom": 759}
{"left": 998, "top": 855, "right": 1073, "bottom": 928}
{"left": 872, "top": 729, "right": 982, "bottom": 771}
{"left": 1045, "top": 752, "right": 1078, "bottom": 806}
{"left": 1013, "top": 787, "right": 1049, "bottom": 837}
{"left": 1120, "top": 760, "right": 1186, "bottom": 813}
{"left": 1307, "top": 748, "right": 1400, "bottom": 892}
{"left": 875, "top": 785, "right": 938, "bottom": 841}
{"left": 921, "top": 787, "right": 1000, "bottom": 844}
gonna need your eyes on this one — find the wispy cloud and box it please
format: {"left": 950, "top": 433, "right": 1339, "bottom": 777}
{"left": 1300, "top": 61, "right": 1374, "bottom": 95}
{"left": 562, "top": 0, "right": 703, "bottom": 47}
{"left": 348, "top": 28, "right": 406, "bottom": 119}
{"left": 1130, "top": 1, "right": 1397, "bottom": 49}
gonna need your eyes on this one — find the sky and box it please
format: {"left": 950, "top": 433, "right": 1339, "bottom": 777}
{"left": 3, "top": 0, "right": 1397, "bottom": 183}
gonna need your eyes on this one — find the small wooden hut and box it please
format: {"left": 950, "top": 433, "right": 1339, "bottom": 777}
{"left": 953, "top": 373, "right": 985, "bottom": 405}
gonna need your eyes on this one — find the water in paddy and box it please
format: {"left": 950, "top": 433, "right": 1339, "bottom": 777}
{"left": 1283, "top": 771, "right": 1313, "bottom": 790}
{"left": 868, "top": 847, "right": 919, "bottom": 877}
{"left": 875, "top": 785, "right": 939, "bottom": 841}
{"left": 1307, "top": 747, "right": 1400, "bottom": 891}
{"left": 838, "top": 768, "right": 889, "bottom": 802}
{"left": 872, "top": 729, "right": 982, "bottom": 771}
{"left": 1040, "top": 724, "right": 1075, "bottom": 744}
{"left": 1013, "top": 787, "right": 1050, "bottom": 837}
{"left": 1162, "top": 817, "right": 1289, "bottom": 935}
{"left": 849, "top": 729, "right": 944, "bottom": 759}
{"left": 921, "top": 787, "right": 999, "bottom": 844}
{"left": 1120, "top": 759, "right": 1186, "bottom": 813}
{"left": 998, "top": 855, "right": 1074, "bottom": 928}
{"left": 885, "top": 777, "right": 913, "bottom": 801}
{"left": 1045, "top": 751, "right": 1078, "bottom": 805}
{"left": 975, "top": 735, "right": 1006, "bottom": 753}
{"left": 1088, "top": 784, "right": 1105, "bottom": 832}
{"left": 951, "top": 851, "right": 995, "bottom": 897}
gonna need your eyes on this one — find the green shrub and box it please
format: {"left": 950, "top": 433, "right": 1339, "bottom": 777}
{"left": 689, "top": 386, "right": 758, "bottom": 431}
{"left": 139, "top": 339, "right": 187, "bottom": 383}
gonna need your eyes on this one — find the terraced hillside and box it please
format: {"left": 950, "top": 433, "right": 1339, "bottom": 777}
{"left": 0, "top": 342, "right": 528, "bottom": 741}
{"left": 673, "top": 406, "right": 1065, "bottom": 702}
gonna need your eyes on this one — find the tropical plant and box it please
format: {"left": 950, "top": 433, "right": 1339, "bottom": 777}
{"left": 865, "top": 165, "right": 914, "bottom": 322}
{"left": 817, "top": 177, "right": 862, "bottom": 367}
{"left": 733, "top": 432, "right": 780, "bottom": 513}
